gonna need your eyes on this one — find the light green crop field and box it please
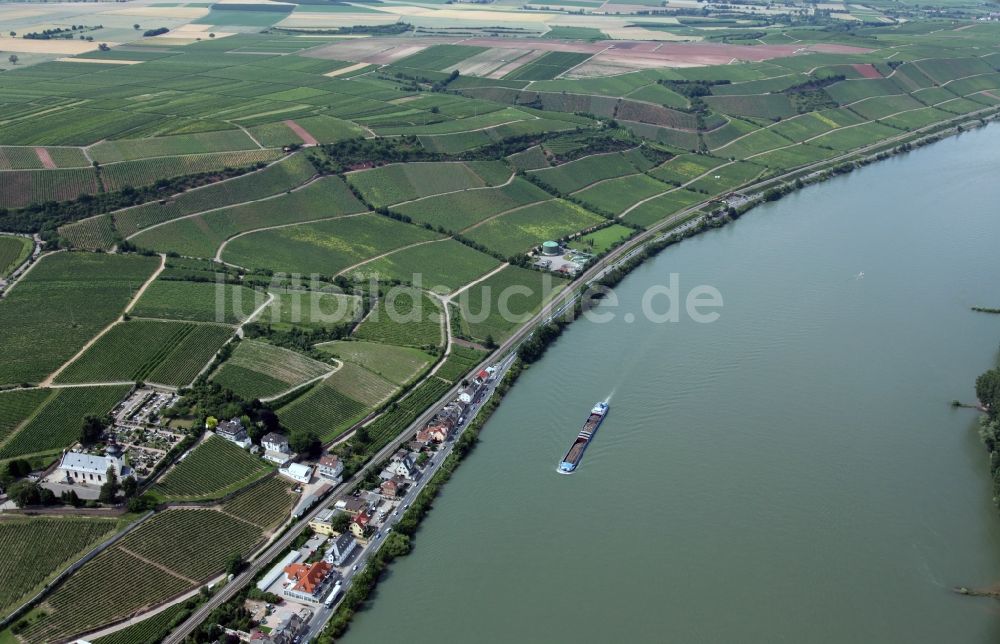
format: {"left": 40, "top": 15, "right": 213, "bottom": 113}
{"left": 575, "top": 174, "right": 673, "bottom": 215}
{"left": 316, "top": 340, "right": 435, "bottom": 386}
{"left": 151, "top": 435, "right": 271, "bottom": 501}
{"left": 355, "top": 239, "right": 501, "bottom": 294}
{"left": 465, "top": 200, "right": 605, "bottom": 258}
{"left": 258, "top": 291, "right": 361, "bottom": 332}
{"left": 347, "top": 161, "right": 510, "bottom": 208}
{"left": 0, "top": 235, "right": 31, "bottom": 278}
{"left": 394, "top": 178, "right": 550, "bottom": 232}
{"left": 277, "top": 377, "right": 368, "bottom": 441}
{"left": 569, "top": 224, "right": 636, "bottom": 254}
{"left": 455, "top": 265, "right": 568, "bottom": 342}
{"left": 220, "top": 213, "right": 443, "bottom": 276}
{"left": 211, "top": 339, "right": 332, "bottom": 400}
{"left": 130, "top": 280, "right": 266, "bottom": 325}
{"left": 354, "top": 288, "right": 444, "bottom": 349}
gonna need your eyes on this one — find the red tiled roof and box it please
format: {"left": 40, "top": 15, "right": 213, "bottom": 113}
{"left": 283, "top": 561, "right": 332, "bottom": 594}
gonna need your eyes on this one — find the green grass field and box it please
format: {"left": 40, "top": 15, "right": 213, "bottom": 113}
{"left": 211, "top": 339, "right": 332, "bottom": 400}
{"left": 623, "top": 188, "right": 706, "bottom": 228}
{"left": 56, "top": 320, "right": 233, "bottom": 387}
{"left": 569, "top": 224, "right": 635, "bottom": 254}
{"left": 151, "top": 435, "right": 271, "bottom": 501}
{"left": 316, "top": 340, "right": 434, "bottom": 386}
{"left": 0, "top": 252, "right": 159, "bottom": 386}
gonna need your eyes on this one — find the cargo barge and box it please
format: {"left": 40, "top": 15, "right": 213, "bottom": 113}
{"left": 558, "top": 402, "right": 608, "bottom": 473}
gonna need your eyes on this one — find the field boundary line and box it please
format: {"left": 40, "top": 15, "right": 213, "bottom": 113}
{"left": 117, "top": 546, "right": 199, "bottom": 585}
{"left": 0, "top": 249, "right": 61, "bottom": 300}
{"left": 444, "top": 261, "right": 510, "bottom": 302}
{"left": 385, "top": 170, "right": 516, "bottom": 209}
{"left": 569, "top": 171, "right": 644, "bottom": 195}
{"left": 458, "top": 197, "right": 556, "bottom": 233}
{"left": 334, "top": 236, "right": 451, "bottom": 278}
{"left": 40, "top": 253, "right": 166, "bottom": 388}
{"left": 258, "top": 361, "right": 342, "bottom": 404}
{"left": 126, "top": 174, "right": 324, "bottom": 242}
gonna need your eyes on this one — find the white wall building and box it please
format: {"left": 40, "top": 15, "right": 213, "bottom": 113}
{"left": 59, "top": 452, "right": 132, "bottom": 484}
{"left": 279, "top": 462, "right": 313, "bottom": 484}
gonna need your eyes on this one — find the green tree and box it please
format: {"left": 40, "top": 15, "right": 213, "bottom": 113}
{"left": 225, "top": 552, "right": 245, "bottom": 575}
{"left": 290, "top": 430, "right": 321, "bottom": 457}
{"left": 976, "top": 368, "right": 1000, "bottom": 418}
{"left": 9, "top": 480, "right": 42, "bottom": 507}
{"left": 122, "top": 476, "right": 138, "bottom": 499}
{"left": 98, "top": 466, "right": 120, "bottom": 503}
{"left": 80, "top": 415, "right": 106, "bottom": 446}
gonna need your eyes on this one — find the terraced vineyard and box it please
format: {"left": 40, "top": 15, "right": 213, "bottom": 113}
{"left": 220, "top": 477, "right": 296, "bottom": 529}
{"left": 0, "top": 385, "right": 131, "bottom": 460}
{"left": 0, "top": 516, "right": 121, "bottom": 617}
{"left": 150, "top": 435, "right": 271, "bottom": 501}
{"left": 277, "top": 378, "right": 369, "bottom": 441}
{"left": 354, "top": 288, "right": 444, "bottom": 349}
{"left": 56, "top": 320, "right": 234, "bottom": 387}
{"left": 100, "top": 150, "right": 283, "bottom": 192}
{"left": 211, "top": 339, "right": 332, "bottom": 400}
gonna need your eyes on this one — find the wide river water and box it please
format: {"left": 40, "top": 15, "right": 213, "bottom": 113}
{"left": 343, "top": 124, "right": 1000, "bottom": 642}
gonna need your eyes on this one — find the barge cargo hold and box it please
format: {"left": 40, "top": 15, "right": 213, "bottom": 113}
{"left": 558, "top": 402, "right": 608, "bottom": 473}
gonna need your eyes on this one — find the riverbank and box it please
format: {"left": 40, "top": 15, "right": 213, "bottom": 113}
{"left": 337, "top": 116, "right": 1000, "bottom": 644}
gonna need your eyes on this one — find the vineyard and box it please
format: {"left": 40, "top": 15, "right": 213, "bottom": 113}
{"left": 0, "top": 388, "right": 52, "bottom": 444}
{"left": 358, "top": 239, "right": 499, "bottom": 294}
{"left": 115, "top": 508, "right": 263, "bottom": 581}
{"left": 316, "top": 340, "right": 434, "bottom": 386}
{"left": 435, "top": 346, "right": 487, "bottom": 384}
{"left": 92, "top": 603, "right": 188, "bottom": 644}
{"left": 20, "top": 547, "right": 191, "bottom": 644}
{"left": 394, "top": 178, "right": 550, "bottom": 232}
{"left": 99, "top": 150, "right": 283, "bottom": 192}
{"left": 130, "top": 176, "right": 366, "bottom": 259}
{"left": 0, "top": 234, "right": 31, "bottom": 278}
{"left": 220, "top": 476, "right": 296, "bottom": 530}
{"left": 260, "top": 291, "right": 360, "bottom": 332}
{"left": 89, "top": 130, "right": 261, "bottom": 164}
{"left": 277, "top": 379, "right": 369, "bottom": 441}
{"left": 326, "top": 361, "right": 399, "bottom": 408}
{"left": 354, "top": 288, "right": 443, "bottom": 349}
{"left": 347, "top": 161, "right": 498, "bottom": 208}
{"left": 131, "top": 280, "right": 265, "bottom": 325}
{"left": 0, "top": 252, "right": 159, "bottom": 386}
{"left": 58, "top": 214, "right": 119, "bottom": 252}
{"left": 151, "top": 435, "right": 271, "bottom": 501}
{"left": 56, "top": 320, "right": 234, "bottom": 387}
{"left": 210, "top": 339, "right": 331, "bottom": 400}
{"left": 0, "top": 168, "right": 101, "bottom": 209}
{"left": 0, "top": 516, "right": 120, "bottom": 617}
{"left": 455, "top": 266, "right": 566, "bottom": 342}
{"left": 0, "top": 385, "right": 131, "bottom": 460}
{"left": 465, "top": 199, "right": 604, "bottom": 258}
{"left": 529, "top": 151, "right": 643, "bottom": 194}
{"left": 220, "top": 214, "right": 441, "bottom": 277}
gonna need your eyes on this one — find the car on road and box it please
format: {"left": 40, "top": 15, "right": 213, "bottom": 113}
{"left": 352, "top": 564, "right": 359, "bottom": 571}
{"left": 404, "top": 503, "right": 410, "bottom": 509}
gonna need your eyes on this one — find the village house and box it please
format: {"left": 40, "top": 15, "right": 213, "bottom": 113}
{"left": 309, "top": 508, "right": 341, "bottom": 537}
{"left": 279, "top": 462, "right": 313, "bottom": 484}
{"left": 282, "top": 561, "right": 336, "bottom": 604}
{"left": 58, "top": 452, "right": 132, "bottom": 485}
{"left": 335, "top": 496, "right": 367, "bottom": 515}
{"left": 384, "top": 449, "right": 417, "bottom": 479}
{"left": 380, "top": 476, "right": 406, "bottom": 499}
{"left": 317, "top": 454, "right": 343, "bottom": 483}
{"left": 214, "top": 418, "right": 251, "bottom": 449}
{"left": 349, "top": 512, "right": 371, "bottom": 541}
{"left": 325, "top": 532, "right": 358, "bottom": 566}
{"left": 262, "top": 432, "right": 292, "bottom": 464}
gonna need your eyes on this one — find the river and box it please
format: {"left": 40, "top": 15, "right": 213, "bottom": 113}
{"left": 342, "top": 124, "right": 1000, "bottom": 643}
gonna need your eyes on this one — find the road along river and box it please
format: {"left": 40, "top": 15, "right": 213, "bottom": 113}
{"left": 341, "top": 124, "right": 1000, "bottom": 643}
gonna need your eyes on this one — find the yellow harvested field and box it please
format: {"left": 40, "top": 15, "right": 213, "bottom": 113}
{"left": 383, "top": 6, "right": 551, "bottom": 22}
{"left": 277, "top": 13, "right": 399, "bottom": 27}
{"left": 324, "top": 61, "right": 371, "bottom": 77}
{"left": 104, "top": 6, "right": 209, "bottom": 19}
{"left": 0, "top": 7, "right": 50, "bottom": 21}
{"left": 56, "top": 57, "right": 143, "bottom": 65}
{"left": 0, "top": 37, "right": 106, "bottom": 54}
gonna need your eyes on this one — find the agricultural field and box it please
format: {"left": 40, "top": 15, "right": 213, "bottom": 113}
{"left": 257, "top": 291, "right": 361, "bottom": 332}
{"left": 0, "top": 385, "right": 131, "bottom": 461}
{"left": 0, "top": 235, "right": 31, "bottom": 278}
{"left": 465, "top": 199, "right": 605, "bottom": 258}
{"left": 100, "top": 150, "right": 284, "bottom": 192}
{"left": 89, "top": 130, "right": 260, "bottom": 164}
{"left": 575, "top": 174, "right": 673, "bottom": 215}
{"left": 130, "top": 280, "right": 266, "bottom": 326}
{"left": 220, "top": 214, "right": 442, "bottom": 276}
{"left": 393, "top": 178, "right": 551, "bottom": 232}
{"left": 220, "top": 477, "right": 296, "bottom": 530}
{"left": 435, "top": 346, "right": 487, "bottom": 384}
{"left": 151, "top": 435, "right": 271, "bottom": 501}
{"left": 347, "top": 161, "right": 511, "bottom": 208}
{"left": 354, "top": 288, "right": 444, "bottom": 349}
{"left": 58, "top": 215, "right": 119, "bottom": 252}
{"left": 131, "top": 176, "right": 366, "bottom": 259}
{"left": 454, "top": 266, "right": 567, "bottom": 343}
{"left": 0, "top": 388, "right": 52, "bottom": 445}
{"left": 650, "top": 154, "right": 729, "bottom": 185}
{"left": 1, "top": 168, "right": 101, "bottom": 209}
{"left": 504, "top": 52, "right": 592, "bottom": 81}
{"left": 92, "top": 603, "right": 188, "bottom": 644}
{"left": 277, "top": 378, "right": 369, "bottom": 442}
{"left": 623, "top": 188, "right": 706, "bottom": 228}
{"left": 55, "top": 320, "right": 233, "bottom": 387}
{"left": 113, "top": 152, "right": 317, "bottom": 238}
{"left": 211, "top": 339, "right": 332, "bottom": 400}
{"left": 569, "top": 224, "right": 635, "bottom": 254}
{"left": 685, "top": 160, "right": 766, "bottom": 194}
{"left": 0, "top": 252, "right": 159, "bottom": 386}
{"left": 0, "top": 516, "right": 121, "bottom": 618}
{"left": 325, "top": 361, "right": 399, "bottom": 408}
{"left": 316, "top": 340, "right": 435, "bottom": 386}
{"left": 529, "top": 150, "right": 647, "bottom": 194}
{"left": 355, "top": 239, "right": 501, "bottom": 294}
